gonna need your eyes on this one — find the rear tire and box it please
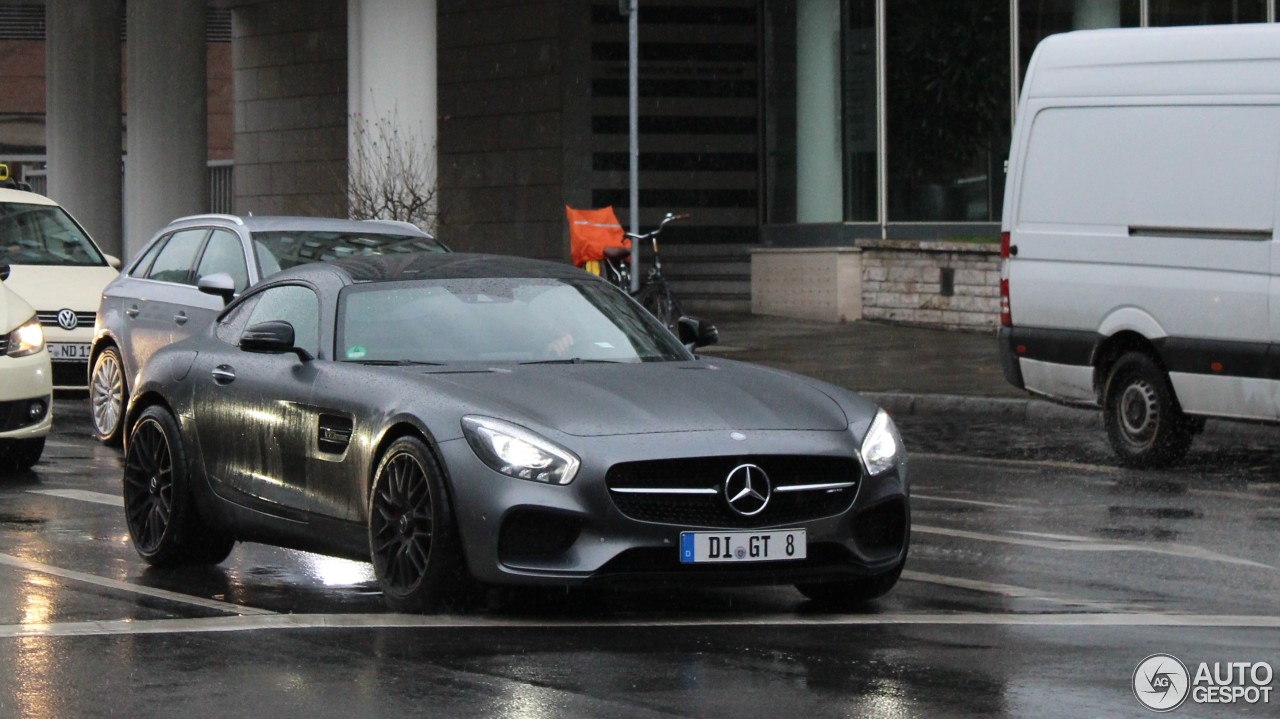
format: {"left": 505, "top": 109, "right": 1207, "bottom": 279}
{"left": 90, "top": 346, "right": 128, "bottom": 446}
{"left": 1102, "top": 352, "right": 1193, "bottom": 468}
{"left": 123, "top": 406, "right": 234, "bottom": 566}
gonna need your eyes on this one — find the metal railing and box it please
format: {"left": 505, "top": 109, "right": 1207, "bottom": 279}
{"left": 11, "top": 160, "right": 234, "bottom": 214}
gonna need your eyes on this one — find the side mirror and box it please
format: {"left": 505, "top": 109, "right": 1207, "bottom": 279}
{"left": 197, "top": 272, "right": 236, "bottom": 305}
{"left": 0, "top": 264, "right": 9, "bottom": 282}
{"left": 677, "top": 316, "right": 719, "bottom": 350}
{"left": 105, "top": 254, "right": 122, "bottom": 270}
{"left": 239, "top": 320, "right": 311, "bottom": 360}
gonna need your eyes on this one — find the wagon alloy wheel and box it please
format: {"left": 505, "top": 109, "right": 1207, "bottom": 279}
{"left": 90, "top": 347, "right": 127, "bottom": 445}
{"left": 123, "top": 406, "right": 235, "bottom": 566}
{"left": 368, "top": 436, "right": 477, "bottom": 613}
{"left": 1102, "top": 352, "right": 1193, "bottom": 468}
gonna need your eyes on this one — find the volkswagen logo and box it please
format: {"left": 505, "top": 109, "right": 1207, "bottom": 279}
{"left": 724, "top": 463, "right": 771, "bottom": 517}
{"left": 56, "top": 309, "right": 79, "bottom": 331}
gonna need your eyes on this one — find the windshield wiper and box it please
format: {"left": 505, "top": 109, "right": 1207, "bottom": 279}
{"left": 348, "top": 359, "right": 445, "bottom": 366}
{"left": 518, "top": 358, "right": 622, "bottom": 365}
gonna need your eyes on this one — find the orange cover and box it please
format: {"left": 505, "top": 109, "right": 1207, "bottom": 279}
{"left": 566, "top": 205, "right": 629, "bottom": 267}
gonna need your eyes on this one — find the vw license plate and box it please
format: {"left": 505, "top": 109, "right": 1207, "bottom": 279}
{"left": 680, "top": 529, "right": 806, "bottom": 564}
{"left": 48, "top": 343, "right": 91, "bottom": 362}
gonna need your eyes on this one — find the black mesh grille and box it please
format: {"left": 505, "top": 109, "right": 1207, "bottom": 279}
{"left": 36, "top": 311, "right": 96, "bottom": 329}
{"left": 50, "top": 361, "right": 87, "bottom": 388}
{"left": 607, "top": 455, "right": 860, "bottom": 529}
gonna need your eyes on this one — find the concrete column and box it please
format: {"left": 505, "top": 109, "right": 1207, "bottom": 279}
{"left": 1074, "top": 0, "right": 1122, "bottom": 28}
{"left": 46, "top": 0, "right": 123, "bottom": 258}
{"left": 125, "top": 0, "right": 207, "bottom": 259}
{"left": 796, "top": 0, "right": 842, "bottom": 223}
{"left": 348, "top": 0, "right": 438, "bottom": 218}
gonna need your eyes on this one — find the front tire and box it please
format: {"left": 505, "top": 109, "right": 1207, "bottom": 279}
{"left": 369, "top": 436, "right": 477, "bottom": 613}
{"left": 1102, "top": 352, "right": 1193, "bottom": 468}
{"left": 796, "top": 557, "right": 905, "bottom": 607}
{"left": 123, "top": 406, "right": 234, "bottom": 566}
{"left": 91, "top": 346, "right": 128, "bottom": 446}
{"left": 636, "top": 281, "right": 684, "bottom": 333}
{"left": 0, "top": 438, "right": 45, "bottom": 474}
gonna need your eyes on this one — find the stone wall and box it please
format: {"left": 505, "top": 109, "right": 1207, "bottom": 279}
{"left": 858, "top": 240, "right": 999, "bottom": 329}
{"left": 231, "top": 0, "right": 348, "bottom": 217}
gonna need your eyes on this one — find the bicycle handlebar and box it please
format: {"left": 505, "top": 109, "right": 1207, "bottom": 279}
{"left": 624, "top": 212, "right": 690, "bottom": 241}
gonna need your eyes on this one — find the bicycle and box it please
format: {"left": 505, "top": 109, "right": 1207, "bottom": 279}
{"left": 597, "top": 212, "right": 688, "bottom": 332}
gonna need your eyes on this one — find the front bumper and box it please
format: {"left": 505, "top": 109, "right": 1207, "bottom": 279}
{"left": 0, "top": 351, "right": 53, "bottom": 440}
{"left": 438, "top": 428, "right": 909, "bottom": 587}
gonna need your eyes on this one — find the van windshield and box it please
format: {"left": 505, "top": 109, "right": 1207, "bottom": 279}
{"left": 0, "top": 202, "right": 107, "bottom": 267}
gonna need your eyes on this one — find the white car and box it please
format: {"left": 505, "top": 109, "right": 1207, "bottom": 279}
{"left": 0, "top": 264, "right": 51, "bottom": 473}
{"left": 0, "top": 185, "right": 119, "bottom": 390}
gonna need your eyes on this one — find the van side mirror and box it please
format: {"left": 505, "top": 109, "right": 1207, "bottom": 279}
{"left": 105, "top": 254, "right": 122, "bottom": 269}
{"left": 198, "top": 272, "right": 237, "bottom": 305}
{"left": 677, "top": 316, "right": 718, "bottom": 350}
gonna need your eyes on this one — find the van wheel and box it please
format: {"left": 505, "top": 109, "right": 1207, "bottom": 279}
{"left": 1102, "top": 352, "right": 1192, "bottom": 468}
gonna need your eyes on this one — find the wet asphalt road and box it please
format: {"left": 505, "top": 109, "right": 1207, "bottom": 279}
{"left": 0, "top": 398, "right": 1277, "bottom": 718}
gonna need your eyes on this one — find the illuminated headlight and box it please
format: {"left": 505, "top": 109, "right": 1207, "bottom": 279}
{"left": 462, "top": 416, "right": 580, "bottom": 485}
{"left": 7, "top": 316, "right": 44, "bottom": 358}
{"left": 859, "top": 409, "right": 902, "bottom": 476}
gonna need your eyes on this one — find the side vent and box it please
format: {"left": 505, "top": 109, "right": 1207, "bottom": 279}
{"left": 317, "top": 414, "right": 354, "bottom": 454}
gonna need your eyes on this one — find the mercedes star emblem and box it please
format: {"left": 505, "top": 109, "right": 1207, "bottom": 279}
{"left": 724, "top": 463, "right": 771, "bottom": 517}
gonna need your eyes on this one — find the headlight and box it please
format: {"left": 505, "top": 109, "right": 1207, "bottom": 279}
{"left": 7, "top": 316, "right": 44, "bottom": 358}
{"left": 462, "top": 416, "right": 580, "bottom": 485}
{"left": 859, "top": 409, "right": 902, "bottom": 476}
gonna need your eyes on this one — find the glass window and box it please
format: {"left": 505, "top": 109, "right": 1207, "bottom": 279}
{"left": 0, "top": 202, "right": 107, "bottom": 267}
{"left": 886, "top": 0, "right": 1011, "bottom": 222}
{"left": 215, "top": 294, "right": 262, "bottom": 345}
{"left": 244, "top": 285, "right": 320, "bottom": 358}
{"left": 195, "top": 229, "right": 250, "bottom": 293}
{"left": 1019, "top": 1, "right": 1140, "bottom": 81}
{"left": 129, "top": 236, "right": 169, "bottom": 278}
{"left": 250, "top": 230, "right": 448, "bottom": 277}
{"left": 146, "top": 229, "right": 207, "bottom": 285}
{"left": 841, "top": 0, "right": 877, "bottom": 221}
{"left": 1149, "top": 0, "right": 1266, "bottom": 25}
{"left": 337, "top": 278, "right": 690, "bottom": 365}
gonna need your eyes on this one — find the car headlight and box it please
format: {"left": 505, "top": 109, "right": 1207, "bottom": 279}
{"left": 462, "top": 416, "right": 580, "bottom": 485}
{"left": 6, "top": 316, "right": 44, "bottom": 358}
{"left": 859, "top": 409, "right": 902, "bottom": 476}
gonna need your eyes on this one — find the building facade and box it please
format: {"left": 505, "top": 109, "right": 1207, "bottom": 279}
{"left": 1, "top": 0, "right": 1275, "bottom": 310}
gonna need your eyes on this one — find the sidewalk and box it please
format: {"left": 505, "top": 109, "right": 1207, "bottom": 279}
{"left": 698, "top": 313, "right": 1097, "bottom": 426}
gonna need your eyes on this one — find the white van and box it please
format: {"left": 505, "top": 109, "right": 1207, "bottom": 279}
{"left": 999, "top": 24, "right": 1280, "bottom": 467}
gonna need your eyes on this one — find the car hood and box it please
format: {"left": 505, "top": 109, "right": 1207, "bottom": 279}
{"left": 3, "top": 264, "right": 119, "bottom": 313}
{"left": 0, "top": 281, "right": 37, "bottom": 333}
{"left": 426, "top": 360, "right": 851, "bottom": 437}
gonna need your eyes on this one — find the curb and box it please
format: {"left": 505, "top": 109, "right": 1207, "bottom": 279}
{"left": 866, "top": 391, "right": 1275, "bottom": 440}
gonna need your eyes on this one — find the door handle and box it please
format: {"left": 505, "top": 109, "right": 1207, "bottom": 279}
{"left": 125, "top": 305, "right": 140, "bottom": 319}
{"left": 174, "top": 311, "right": 188, "bottom": 326}
{"left": 211, "top": 365, "right": 236, "bottom": 384}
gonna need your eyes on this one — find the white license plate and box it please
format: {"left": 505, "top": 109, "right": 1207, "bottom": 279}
{"left": 680, "top": 529, "right": 806, "bottom": 564}
{"left": 48, "top": 343, "right": 91, "bottom": 362}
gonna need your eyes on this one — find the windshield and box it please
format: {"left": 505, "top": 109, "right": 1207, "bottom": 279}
{"left": 252, "top": 230, "right": 447, "bottom": 278}
{"left": 0, "top": 202, "right": 107, "bottom": 267}
{"left": 337, "top": 277, "right": 691, "bottom": 364}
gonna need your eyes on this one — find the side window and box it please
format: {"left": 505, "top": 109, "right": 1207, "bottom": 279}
{"left": 215, "top": 294, "right": 262, "bottom": 345}
{"left": 243, "top": 285, "right": 320, "bottom": 358}
{"left": 129, "top": 236, "right": 169, "bottom": 277}
{"left": 146, "top": 228, "right": 207, "bottom": 285}
{"left": 195, "top": 229, "right": 250, "bottom": 292}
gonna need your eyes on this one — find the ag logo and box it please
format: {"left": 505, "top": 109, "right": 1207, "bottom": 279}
{"left": 1134, "top": 654, "right": 1190, "bottom": 712}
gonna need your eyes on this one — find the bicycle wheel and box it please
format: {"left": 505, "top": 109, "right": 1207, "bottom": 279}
{"left": 635, "top": 280, "right": 684, "bottom": 333}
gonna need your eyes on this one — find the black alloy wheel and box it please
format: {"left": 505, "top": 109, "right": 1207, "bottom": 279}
{"left": 123, "top": 406, "right": 234, "bottom": 566}
{"left": 90, "top": 346, "right": 128, "bottom": 445}
{"left": 369, "top": 436, "right": 476, "bottom": 613}
{"left": 1102, "top": 352, "right": 1193, "bottom": 468}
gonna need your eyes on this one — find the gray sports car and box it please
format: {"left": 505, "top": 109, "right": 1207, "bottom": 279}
{"left": 122, "top": 253, "right": 909, "bottom": 612}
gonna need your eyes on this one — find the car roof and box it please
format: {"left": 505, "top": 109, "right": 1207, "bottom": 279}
{"left": 165, "top": 213, "right": 432, "bottom": 237}
{"left": 0, "top": 187, "right": 61, "bottom": 207}
{"left": 272, "top": 252, "right": 591, "bottom": 285}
